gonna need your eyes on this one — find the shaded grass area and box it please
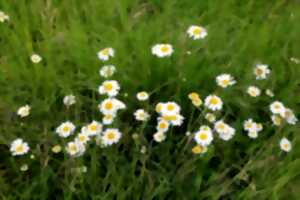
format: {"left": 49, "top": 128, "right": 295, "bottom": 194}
{"left": 0, "top": 0, "right": 300, "bottom": 199}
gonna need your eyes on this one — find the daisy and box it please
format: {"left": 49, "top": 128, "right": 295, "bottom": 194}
{"left": 153, "top": 131, "right": 166, "bottom": 143}
{"left": 102, "top": 114, "right": 115, "bottom": 125}
{"left": 192, "top": 145, "right": 207, "bottom": 154}
{"left": 17, "top": 105, "right": 31, "bottom": 118}
{"left": 254, "top": 64, "right": 270, "bottom": 80}
{"left": 134, "top": 109, "right": 150, "bottom": 121}
{"left": 247, "top": 86, "right": 261, "bottom": 97}
{"left": 161, "top": 114, "right": 184, "bottom": 126}
{"left": 279, "top": 138, "right": 292, "bottom": 152}
{"left": 51, "top": 145, "right": 62, "bottom": 153}
{"left": 10, "top": 138, "right": 30, "bottom": 156}
{"left": 194, "top": 126, "right": 213, "bottom": 146}
{"left": 99, "top": 65, "right": 116, "bottom": 78}
{"left": 85, "top": 120, "right": 103, "bottom": 136}
{"left": 270, "top": 101, "right": 285, "bottom": 116}
{"left": 187, "top": 25, "right": 207, "bottom": 40}
{"left": 55, "top": 121, "right": 76, "bottom": 138}
{"left": 98, "top": 80, "right": 120, "bottom": 97}
{"left": 156, "top": 120, "right": 169, "bottom": 133}
{"left": 30, "top": 54, "right": 42, "bottom": 63}
{"left": 0, "top": 11, "right": 9, "bottom": 23}
{"left": 216, "top": 74, "right": 236, "bottom": 88}
{"left": 76, "top": 132, "right": 90, "bottom": 144}
{"left": 204, "top": 95, "right": 223, "bottom": 111}
{"left": 214, "top": 120, "right": 235, "bottom": 141}
{"left": 97, "top": 47, "right": 114, "bottom": 61}
{"left": 243, "top": 119, "right": 263, "bottom": 139}
{"left": 63, "top": 94, "right": 76, "bottom": 107}
{"left": 155, "top": 103, "right": 164, "bottom": 113}
{"left": 271, "top": 115, "right": 282, "bottom": 126}
{"left": 151, "top": 44, "right": 173, "bottom": 58}
{"left": 160, "top": 102, "right": 180, "bottom": 116}
{"left": 99, "top": 98, "right": 126, "bottom": 115}
{"left": 136, "top": 91, "right": 149, "bottom": 101}
{"left": 66, "top": 140, "right": 86, "bottom": 157}
{"left": 205, "top": 113, "right": 216, "bottom": 123}
{"left": 102, "top": 128, "right": 122, "bottom": 146}
{"left": 20, "top": 164, "right": 29, "bottom": 172}
{"left": 188, "top": 92, "right": 202, "bottom": 107}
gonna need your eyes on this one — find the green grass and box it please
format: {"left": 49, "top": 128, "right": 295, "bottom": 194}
{"left": 1, "top": 0, "right": 300, "bottom": 199}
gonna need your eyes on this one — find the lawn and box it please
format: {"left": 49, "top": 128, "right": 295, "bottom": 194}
{"left": 0, "top": 0, "right": 300, "bottom": 199}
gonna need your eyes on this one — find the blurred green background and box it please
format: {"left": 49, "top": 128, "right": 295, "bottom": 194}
{"left": 0, "top": 0, "right": 300, "bottom": 199}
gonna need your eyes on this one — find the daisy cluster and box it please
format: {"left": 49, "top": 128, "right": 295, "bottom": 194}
{"left": 9, "top": 24, "right": 298, "bottom": 171}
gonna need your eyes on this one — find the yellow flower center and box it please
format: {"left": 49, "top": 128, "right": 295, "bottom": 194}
{"left": 107, "top": 132, "right": 115, "bottom": 140}
{"left": 210, "top": 97, "right": 219, "bottom": 105}
{"left": 160, "top": 46, "right": 169, "bottom": 53}
{"left": 192, "top": 145, "right": 204, "bottom": 154}
{"left": 63, "top": 126, "right": 70, "bottom": 132}
{"left": 79, "top": 135, "right": 86, "bottom": 142}
{"left": 69, "top": 144, "right": 77, "bottom": 152}
{"left": 104, "top": 101, "right": 113, "bottom": 110}
{"left": 163, "top": 115, "right": 177, "bottom": 121}
{"left": 199, "top": 133, "right": 208, "bottom": 140}
{"left": 256, "top": 68, "right": 263, "bottom": 75}
{"left": 89, "top": 124, "right": 97, "bottom": 131}
{"left": 104, "top": 83, "right": 113, "bottom": 91}
{"left": 167, "top": 104, "right": 175, "bottom": 111}
{"left": 159, "top": 122, "right": 167, "bottom": 129}
{"left": 16, "top": 145, "right": 24, "bottom": 153}
{"left": 193, "top": 27, "right": 202, "bottom": 35}
{"left": 102, "top": 48, "right": 110, "bottom": 56}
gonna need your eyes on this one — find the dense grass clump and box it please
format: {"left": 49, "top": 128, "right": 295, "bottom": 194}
{"left": 1, "top": 0, "right": 300, "bottom": 199}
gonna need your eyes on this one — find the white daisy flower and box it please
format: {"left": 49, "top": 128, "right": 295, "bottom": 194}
{"left": 151, "top": 44, "right": 174, "bottom": 58}
{"left": 254, "top": 64, "right": 270, "bottom": 80}
{"left": 153, "top": 131, "right": 166, "bottom": 143}
{"left": 283, "top": 108, "right": 298, "bottom": 125}
{"left": 161, "top": 114, "right": 184, "bottom": 126}
{"left": 99, "top": 98, "right": 126, "bottom": 115}
{"left": 247, "top": 131, "right": 258, "bottom": 139}
{"left": 280, "top": 138, "right": 292, "bottom": 152}
{"left": 134, "top": 109, "right": 150, "bottom": 121}
{"left": 271, "top": 115, "right": 282, "bottom": 126}
{"left": 136, "top": 91, "right": 149, "bottom": 101}
{"left": 102, "top": 114, "right": 115, "bottom": 125}
{"left": 102, "top": 128, "right": 122, "bottom": 146}
{"left": 188, "top": 92, "right": 203, "bottom": 107}
{"left": 10, "top": 138, "right": 30, "bottom": 156}
{"left": 247, "top": 86, "right": 261, "bottom": 97}
{"left": 97, "top": 47, "right": 114, "bottom": 61}
{"left": 187, "top": 25, "right": 207, "bottom": 40}
{"left": 216, "top": 74, "right": 236, "bottom": 88}
{"left": 99, "top": 65, "right": 116, "bottom": 78}
{"left": 204, "top": 95, "right": 223, "bottom": 111}
{"left": 30, "top": 54, "right": 42, "bottom": 63}
{"left": 66, "top": 140, "right": 86, "bottom": 157}
{"left": 98, "top": 80, "right": 120, "bottom": 97}
{"left": 85, "top": 120, "right": 103, "bottom": 136}
{"left": 270, "top": 101, "right": 285, "bottom": 116}
{"left": 0, "top": 11, "right": 9, "bottom": 23}
{"left": 205, "top": 113, "right": 216, "bottom": 123}
{"left": 17, "top": 105, "right": 31, "bottom": 118}
{"left": 243, "top": 119, "right": 263, "bottom": 138}
{"left": 63, "top": 94, "right": 76, "bottom": 107}
{"left": 214, "top": 120, "right": 235, "bottom": 141}
{"left": 194, "top": 126, "right": 213, "bottom": 146}
{"left": 156, "top": 120, "right": 169, "bottom": 133}
{"left": 76, "top": 132, "right": 90, "bottom": 144}
{"left": 55, "top": 121, "right": 76, "bottom": 138}
{"left": 160, "top": 102, "right": 181, "bottom": 116}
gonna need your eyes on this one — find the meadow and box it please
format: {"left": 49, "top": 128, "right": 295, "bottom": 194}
{"left": 1, "top": 0, "right": 300, "bottom": 199}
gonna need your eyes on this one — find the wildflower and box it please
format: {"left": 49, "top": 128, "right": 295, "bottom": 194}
{"left": 98, "top": 80, "right": 120, "bottom": 97}
{"left": 102, "top": 114, "right": 115, "bottom": 125}
{"left": 0, "top": 11, "right": 9, "bottom": 22}
{"left": 192, "top": 145, "right": 207, "bottom": 154}
{"left": 17, "top": 105, "right": 31, "bottom": 118}
{"left": 187, "top": 25, "right": 207, "bottom": 40}
{"left": 264, "top": 90, "right": 274, "bottom": 98}
{"left": 214, "top": 120, "right": 235, "bottom": 141}
{"left": 97, "top": 47, "right": 114, "bottom": 61}
{"left": 102, "top": 128, "right": 122, "bottom": 146}
{"left": 10, "top": 138, "right": 30, "bottom": 156}
{"left": 99, "top": 98, "right": 126, "bottom": 115}
{"left": 156, "top": 120, "right": 169, "bottom": 133}
{"left": 247, "top": 86, "right": 261, "bottom": 97}
{"left": 160, "top": 102, "right": 181, "bottom": 116}
{"left": 66, "top": 139, "right": 86, "bottom": 157}
{"left": 63, "top": 95, "right": 76, "bottom": 107}
{"left": 205, "top": 113, "right": 216, "bottom": 123}
{"left": 20, "top": 164, "right": 29, "bottom": 172}
{"left": 99, "top": 65, "right": 116, "bottom": 78}
{"left": 161, "top": 114, "right": 184, "bottom": 126}
{"left": 188, "top": 92, "right": 202, "bottom": 107}
{"left": 283, "top": 108, "right": 298, "bottom": 125}
{"left": 270, "top": 101, "right": 285, "bottom": 116}
{"left": 136, "top": 91, "right": 149, "bottom": 101}
{"left": 30, "top": 54, "right": 42, "bottom": 63}
{"left": 280, "top": 138, "right": 292, "bottom": 152}
{"left": 76, "top": 132, "right": 90, "bottom": 144}
{"left": 151, "top": 44, "right": 173, "bottom": 57}
{"left": 243, "top": 119, "right": 263, "bottom": 139}
{"left": 84, "top": 121, "right": 103, "bottom": 136}
{"left": 194, "top": 126, "right": 213, "bottom": 146}
{"left": 204, "top": 95, "right": 223, "bottom": 111}
{"left": 52, "top": 145, "right": 62, "bottom": 153}
{"left": 254, "top": 64, "right": 270, "bottom": 80}
{"left": 216, "top": 74, "right": 236, "bottom": 88}
{"left": 153, "top": 131, "right": 166, "bottom": 142}
{"left": 271, "top": 115, "right": 282, "bottom": 126}
{"left": 134, "top": 109, "right": 150, "bottom": 121}
{"left": 55, "top": 121, "right": 76, "bottom": 138}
